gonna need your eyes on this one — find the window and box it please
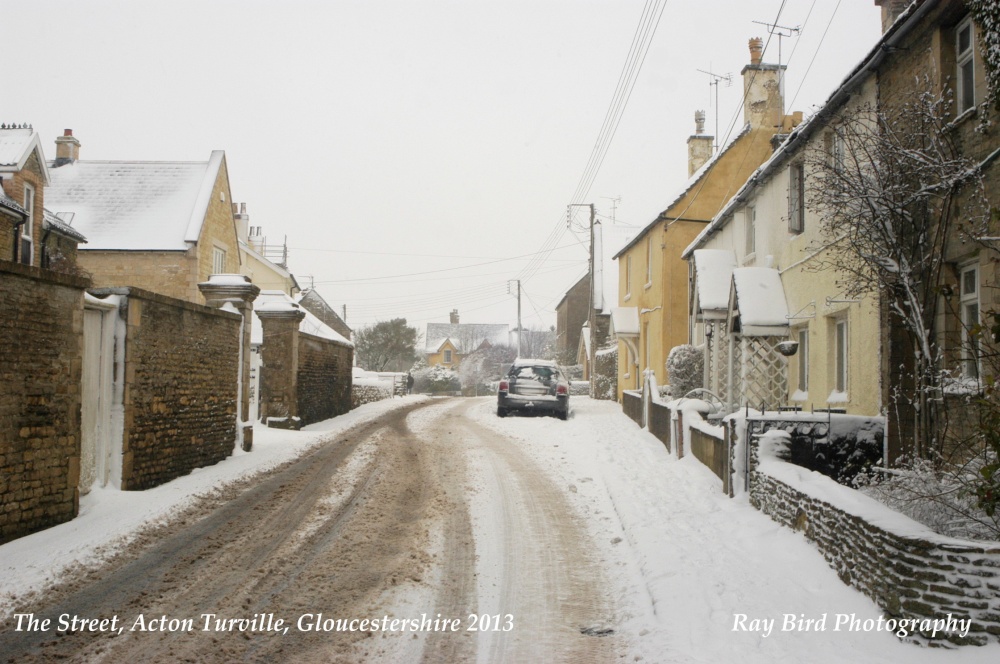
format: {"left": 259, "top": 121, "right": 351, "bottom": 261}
{"left": 797, "top": 327, "right": 809, "bottom": 392}
{"left": 443, "top": 349, "right": 453, "bottom": 364}
{"left": 960, "top": 263, "right": 980, "bottom": 377}
{"left": 745, "top": 205, "right": 756, "bottom": 256}
{"left": 625, "top": 255, "right": 632, "bottom": 297}
{"left": 645, "top": 237, "right": 653, "bottom": 286}
{"left": 957, "top": 17, "right": 976, "bottom": 114}
{"left": 835, "top": 319, "right": 848, "bottom": 394}
{"left": 831, "top": 130, "right": 845, "bottom": 173}
{"left": 21, "top": 183, "right": 34, "bottom": 265}
{"left": 212, "top": 246, "right": 227, "bottom": 275}
{"left": 788, "top": 163, "right": 805, "bottom": 233}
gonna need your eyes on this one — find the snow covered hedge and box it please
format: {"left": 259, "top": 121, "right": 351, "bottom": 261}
{"left": 666, "top": 344, "right": 703, "bottom": 398}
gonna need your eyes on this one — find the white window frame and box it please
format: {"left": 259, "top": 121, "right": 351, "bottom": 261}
{"left": 443, "top": 349, "right": 453, "bottom": 364}
{"left": 797, "top": 327, "right": 809, "bottom": 393}
{"left": 212, "top": 246, "right": 227, "bottom": 275}
{"left": 744, "top": 205, "right": 756, "bottom": 257}
{"left": 960, "top": 262, "right": 980, "bottom": 378}
{"left": 788, "top": 163, "right": 805, "bottom": 233}
{"left": 956, "top": 16, "right": 976, "bottom": 115}
{"left": 22, "top": 182, "right": 35, "bottom": 265}
{"left": 835, "top": 319, "right": 849, "bottom": 394}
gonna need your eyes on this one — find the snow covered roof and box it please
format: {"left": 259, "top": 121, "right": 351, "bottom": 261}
{"left": 0, "top": 192, "right": 26, "bottom": 218}
{"left": 693, "top": 249, "right": 737, "bottom": 313}
{"left": 683, "top": 0, "right": 935, "bottom": 259}
{"left": 45, "top": 151, "right": 226, "bottom": 251}
{"left": 252, "top": 290, "right": 353, "bottom": 348}
{"left": 730, "top": 267, "right": 789, "bottom": 336}
{"left": 425, "top": 322, "right": 509, "bottom": 354}
{"left": 42, "top": 210, "right": 87, "bottom": 243}
{"left": 610, "top": 307, "right": 640, "bottom": 336}
{"left": 613, "top": 123, "right": 751, "bottom": 260}
{"left": 0, "top": 126, "right": 50, "bottom": 184}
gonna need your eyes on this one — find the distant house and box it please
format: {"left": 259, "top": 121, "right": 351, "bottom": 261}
{"left": 45, "top": 130, "right": 241, "bottom": 305}
{"left": 425, "top": 310, "right": 509, "bottom": 368}
{"left": 0, "top": 125, "right": 87, "bottom": 269}
{"left": 555, "top": 274, "right": 588, "bottom": 364}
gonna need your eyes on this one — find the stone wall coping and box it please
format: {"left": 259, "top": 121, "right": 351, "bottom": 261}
{"left": 757, "top": 457, "right": 997, "bottom": 550}
{"left": 256, "top": 304, "right": 306, "bottom": 320}
{"left": 88, "top": 286, "right": 241, "bottom": 320}
{"left": 299, "top": 330, "right": 353, "bottom": 350}
{"left": 0, "top": 258, "right": 91, "bottom": 289}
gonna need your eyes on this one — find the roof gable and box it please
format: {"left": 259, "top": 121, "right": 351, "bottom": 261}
{"left": 425, "top": 322, "right": 509, "bottom": 354}
{"left": 46, "top": 151, "right": 226, "bottom": 251}
{"left": 0, "top": 128, "right": 50, "bottom": 185}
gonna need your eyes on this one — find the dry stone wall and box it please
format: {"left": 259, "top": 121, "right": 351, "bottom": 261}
{"left": 92, "top": 287, "right": 241, "bottom": 490}
{"left": 750, "top": 467, "right": 1000, "bottom": 647}
{"left": 297, "top": 334, "right": 352, "bottom": 425}
{"left": 0, "top": 260, "right": 89, "bottom": 543}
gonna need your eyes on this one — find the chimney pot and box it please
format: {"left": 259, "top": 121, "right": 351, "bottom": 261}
{"left": 749, "top": 37, "right": 764, "bottom": 65}
{"left": 694, "top": 110, "right": 706, "bottom": 135}
{"left": 64, "top": 129, "right": 73, "bottom": 137}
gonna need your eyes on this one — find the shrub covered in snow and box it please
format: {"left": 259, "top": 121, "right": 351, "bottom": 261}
{"left": 593, "top": 346, "right": 617, "bottom": 400}
{"left": 855, "top": 453, "right": 1000, "bottom": 541}
{"left": 666, "top": 345, "right": 703, "bottom": 398}
{"left": 412, "top": 365, "right": 461, "bottom": 393}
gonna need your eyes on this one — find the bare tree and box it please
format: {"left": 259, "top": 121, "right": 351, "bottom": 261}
{"left": 807, "top": 91, "right": 989, "bottom": 457}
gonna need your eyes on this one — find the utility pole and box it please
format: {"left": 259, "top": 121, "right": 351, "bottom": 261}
{"left": 568, "top": 203, "right": 596, "bottom": 395}
{"left": 507, "top": 279, "right": 522, "bottom": 358}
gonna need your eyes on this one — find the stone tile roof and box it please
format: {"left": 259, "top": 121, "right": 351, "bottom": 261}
{"left": 45, "top": 151, "right": 225, "bottom": 251}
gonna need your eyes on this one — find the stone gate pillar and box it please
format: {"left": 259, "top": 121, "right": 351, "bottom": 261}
{"left": 255, "top": 302, "right": 306, "bottom": 430}
{"left": 198, "top": 275, "right": 260, "bottom": 450}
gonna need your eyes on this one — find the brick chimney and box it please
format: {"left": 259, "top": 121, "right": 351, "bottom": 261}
{"left": 874, "top": 0, "right": 908, "bottom": 33}
{"left": 450, "top": 309, "right": 460, "bottom": 324}
{"left": 54, "top": 129, "right": 80, "bottom": 166}
{"left": 741, "top": 37, "right": 785, "bottom": 130}
{"left": 687, "top": 110, "right": 714, "bottom": 176}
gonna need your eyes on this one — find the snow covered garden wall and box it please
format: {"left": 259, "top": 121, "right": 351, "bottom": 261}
{"left": 750, "top": 456, "right": 1000, "bottom": 646}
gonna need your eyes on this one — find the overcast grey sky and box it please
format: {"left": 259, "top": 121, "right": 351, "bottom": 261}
{"left": 7, "top": 0, "right": 882, "bottom": 332}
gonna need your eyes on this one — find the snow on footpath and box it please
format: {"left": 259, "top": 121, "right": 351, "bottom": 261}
{"left": 0, "top": 396, "right": 428, "bottom": 618}
{"left": 468, "top": 396, "right": 999, "bottom": 663}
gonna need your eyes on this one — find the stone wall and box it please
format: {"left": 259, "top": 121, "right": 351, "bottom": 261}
{"left": 81, "top": 250, "right": 200, "bottom": 303}
{"left": 0, "top": 260, "right": 89, "bottom": 543}
{"left": 297, "top": 333, "right": 353, "bottom": 425}
{"left": 750, "top": 464, "right": 1000, "bottom": 647}
{"left": 92, "top": 287, "right": 241, "bottom": 490}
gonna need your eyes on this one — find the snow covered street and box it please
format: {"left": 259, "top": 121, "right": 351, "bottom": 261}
{"left": 1, "top": 396, "right": 997, "bottom": 662}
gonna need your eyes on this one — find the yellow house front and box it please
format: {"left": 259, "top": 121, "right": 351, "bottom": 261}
{"left": 613, "top": 37, "right": 802, "bottom": 401}
{"left": 427, "top": 338, "right": 461, "bottom": 369}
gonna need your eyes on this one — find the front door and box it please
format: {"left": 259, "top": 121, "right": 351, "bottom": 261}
{"left": 81, "top": 306, "right": 116, "bottom": 492}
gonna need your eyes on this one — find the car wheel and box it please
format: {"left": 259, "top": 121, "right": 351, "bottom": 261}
{"left": 558, "top": 409, "right": 568, "bottom": 421}
{"left": 497, "top": 407, "right": 508, "bottom": 418}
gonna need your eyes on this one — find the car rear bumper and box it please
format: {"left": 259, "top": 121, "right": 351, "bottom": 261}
{"left": 498, "top": 393, "right": 568, "bottom": 414}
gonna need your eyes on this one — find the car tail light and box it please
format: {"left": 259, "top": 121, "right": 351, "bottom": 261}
{"left": 499, "top": 380, "right": 509, "bottom": 392}
{"left": 556, "top": 384, "right": 568, "bottom": 395}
